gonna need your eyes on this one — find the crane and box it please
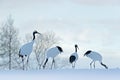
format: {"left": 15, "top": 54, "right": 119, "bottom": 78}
{"left": 84, "top": 50, "right": 108, "bottom": 69}
{"left": 43, "top": 46, "right": 63, "bottom": 69}
{"left": 69, "top": 44, "right": 79, "bottom": 69}
{"left": 19, "top": 30, "right": 41, "bottom": 70}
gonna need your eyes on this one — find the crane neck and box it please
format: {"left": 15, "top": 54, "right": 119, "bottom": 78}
{"left": 33, "top": 33, "right": 35, "bottom": 40}
{"left": 75, "top": 47, "right": 77, "bottom": 52}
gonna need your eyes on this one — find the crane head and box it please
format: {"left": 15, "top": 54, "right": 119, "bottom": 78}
{"left": 32, "top": 30, "right": 42, "bottom": 40}
{"left": 33, "top": 30, "right": 41, "bottom": 35}
{"left": 75, "top": 44, "right": 79, "bottom": 50}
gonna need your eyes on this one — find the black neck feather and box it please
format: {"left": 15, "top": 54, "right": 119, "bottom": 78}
{"left": 33, "top": 33, "right": 35, "bottom": 40}
{"left": 75, "top": 47, "right": 77, "bottom": 52}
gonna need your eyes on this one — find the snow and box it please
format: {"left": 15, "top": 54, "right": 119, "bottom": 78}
{"left": 0, "top": 69, "right": 120, "bottom": 80}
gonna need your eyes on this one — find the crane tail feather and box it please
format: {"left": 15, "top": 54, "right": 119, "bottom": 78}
{"left": 19, "top": 49, "right": 23, "bottom": 58}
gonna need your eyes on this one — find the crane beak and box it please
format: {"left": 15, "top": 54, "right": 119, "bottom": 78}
{"left": 84, "top": 54, "right": 86, "bottom": 57}
{"left": 37, "top": 32, "right": 41, "bottom": 34}
{"left": 37, "top": 32, "right": 43, "bottom": 39}
{"left": 37, "top": 32, "right": 42, "bottom": 36}
{"left": 77, "top": 46, "right": 79, "bottom": 50}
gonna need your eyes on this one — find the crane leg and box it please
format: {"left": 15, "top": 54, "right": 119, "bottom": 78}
{"left": 94, "top": 62, "right": 95, "bottom": 69}
{"left": 51, "top": 59, "right": 55, "bottom": 69}
{"left": 90, "top": 61, "right": 94, "bottom": 69}
{"left": 22, "top": 56, "right": 25, "bottom": 70}
{"left": 43, "top": 58, "right": 48, "bottom": 69}
{"left": 27, "top": 56, "right": 29, "bottom": 63}
{"left": 72, "top": 63, "right": 74, "bottom": 69}
{"left": 72, "top": 62, "right": 76, "bottom": 69}
{"left": 101, "top": 62, "right": 108, "bottom": 69}
{"left": 26, "top": 55, "right": 29, "bottom": 70}
{"left": 19, "top": 55, "right": 24, "bottom": 70}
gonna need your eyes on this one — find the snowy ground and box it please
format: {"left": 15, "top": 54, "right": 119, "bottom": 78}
{"left": 0, "top": 69, "right": 120, "bottom": 80}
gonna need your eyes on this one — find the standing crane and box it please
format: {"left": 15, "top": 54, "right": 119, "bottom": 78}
{"left": 19, "top": 30, "right": 41, "bottom": 70}
{"left": 43, "top": 46, "right": 63, "bottom": 69}
{"left": 84, "top": 50, "right": 108, "bottom": 69}
{"left": 69, "top": 44, "right": 79, "bottom": 69}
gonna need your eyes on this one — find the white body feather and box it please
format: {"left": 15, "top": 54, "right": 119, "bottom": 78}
{"left": 86, "top": 51, "right": 102, "bottom": 62}
{"left": 71, "top": 52, "right": 78, "bottom": 62}
{"left": 46, "top": 47, "right": 60, "bottom": 58}
{"left": 20, "top": 40, "right": 34, "bottom": 56}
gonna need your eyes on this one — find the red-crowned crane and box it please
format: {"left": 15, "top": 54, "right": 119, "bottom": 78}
{"left": 69, "top": 44, "right": 79, "bottom": 69}
{"left": 19, "top": 30, "right": 41, "bottom": 70}
{"left": 84, "top": 50, "right": 108, "bottom": 69}
{"left": 43, "top": 46, "right": 63, "bottom": 69}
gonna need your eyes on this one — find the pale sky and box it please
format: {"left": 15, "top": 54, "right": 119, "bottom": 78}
{"left": 0, "top": 0, "right": 120, "bottom": 68}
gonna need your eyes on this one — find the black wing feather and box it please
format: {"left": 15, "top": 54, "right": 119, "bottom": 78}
{"left": 69, "top": 55, "right": 76, "bottom": 63}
